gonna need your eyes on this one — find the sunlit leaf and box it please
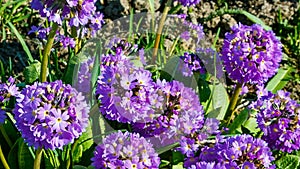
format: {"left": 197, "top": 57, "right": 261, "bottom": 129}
{"left": 266, "top": 67, "right": 293, "bottom": 93}
{"left": 275, "top": 155, "right": 300, "bottom": 169}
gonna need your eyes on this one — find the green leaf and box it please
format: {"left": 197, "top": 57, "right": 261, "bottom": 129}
{"left": 228, "top": 109, "right": 249, "bottom": 134}
{"left": 44, "top": 149, "right": 60, "bottom": 168}
{"left": 8, "top": 138, "right": 20, "bottom": 169}
{"left": 7, "top": 21, "right": 34, "bottom": 63}
{"left": 172, "top": 151, "right": 184, "bottom": 165}
{"left": 0, "top": 0, "right": 24, "bottom": 15}
{"left": 240, "top": 10, "right": 272, "bottom": 31}
{"left": 2, "top": 118, "right": 18, "bottom": 143}
{"left": 197, "top": 77, "right": 211, "bottom": 103}
{"left": 266, "top": 68, "right": 293, "bottom": 93}
{"left": 72, "top": 123, "right": 94, "bottom": 163}
{"left": 23, "top": 60, "right": 41, "bottom": 83}
{"left": 131, "top": 59, "right": 144, "bottom": 68}
{"left": 275, "top": 155, "right": 300, "bottom": 169}
{"left": 156, "top": 142, "right": 180, "bottom": 155}
{"left": 18, "top": 139, "right": 34, "bottom": 169}
{"left": 73, "top": 165, "right": 88, "bottom": 169}
{"left": 159, "top": 160, "right": 170, "bottom": 168}
{"left": 242, "top": 117, "right": 260, "bottom": 134}
{"left": 206, "top": 82, "right": 229, "bottom": 120}
{"left": 172, "top": 162, "right": 184, "bottom": 169}
{"left": 162, "top": 56, "right": 198, "bottom": 89}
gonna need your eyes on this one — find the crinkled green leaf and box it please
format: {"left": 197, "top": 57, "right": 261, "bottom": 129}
{"left": 18, "top": 139, "right": 34, "bottom": 169}
{"left": 24, "top": 60, "right": 41, "bottom": 83}
{"left": 72, "top": 121, "right": 93, "bottom": 163}
{"left": 275, "top": 155, "right": 300, "bottom": 169}
{"left": 8, "top": 138, "right": 21, "bottom": 169}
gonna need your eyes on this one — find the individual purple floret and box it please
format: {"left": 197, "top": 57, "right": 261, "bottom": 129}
{"left": 185, "top": 134, "right": 275, "bottom": 168}
{"left": 176, "top": 0, "right": 201, "bottom": 7}
{"left": 221, "top": 23, "right": 282, "bottom": 84}
{"left": 252, "top": 90, "right": 300, "bottom": 153}
{"left": 91, "top": 131, "right": 160, "bottom": 169}
{"left": 58, "top": 35, "right": 76, "bottom": 48}
{"left": 13, "top": 80, "right": 89, "bottom": 150}
{"left": 0, "top": 77, "right": 21, "bottom": 124}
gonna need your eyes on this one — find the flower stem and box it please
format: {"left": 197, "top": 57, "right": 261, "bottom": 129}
{"left": 0, "top": 145, "right": 10, "bottom": 169}
{"left": 33, "top": 148, "right": 43, "bottom": 169}
{"left": 40, "top": 23, "right": 59, "bottom": 82}
{"left": 0, "top": 125, "right": 12, "bottom": 148}
{"left": 225, "top": 83, "right": 243, "bottom": 125}
{"left": 152, "top": 0, "right": 172, "bottom": 64}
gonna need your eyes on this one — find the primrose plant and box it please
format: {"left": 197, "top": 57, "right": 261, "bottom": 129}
{"left": 1, "top": 0, "right": 300, "bottom": 169}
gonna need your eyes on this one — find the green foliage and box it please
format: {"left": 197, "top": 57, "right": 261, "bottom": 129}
{"left": 23, "top": 60, "right": 41, "bottom": 83}
{"left": 0, "top": 0, "right": 34, "bottom": 63}
{"left": 7, "top": 138, "right": 34, "bottom": 169}
{"left": 240, "top": 10, "right": 272, "bottom": 31}
{"left": 227, "top": 109, "right": 249, "bottom": 134}
{"left": 266, "top": 67, "right": 294, "bottom": 93}
{"left": 7, "top": 21, "right": 34, "bottom": 63}
{"left": 72, "top": 123, "right": 93, "bottom": 163}
{"left": 275, "top": 155, "right": 300, "bottom": 169}
{"left": 205, "top": 82, "right": 229, "bottom": 120}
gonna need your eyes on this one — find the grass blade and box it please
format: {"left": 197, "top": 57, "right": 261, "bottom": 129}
{"left": 7, "top": 21, "right": 34, "bottom": 63}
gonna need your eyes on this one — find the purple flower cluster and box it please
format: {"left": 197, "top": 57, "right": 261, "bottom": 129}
{"left": 76, "top": 57, "right": 95, "bottom": 96}
{"left": 96, "top": 47, "right": 163, "bottom": 123}
{"left": 28, "top": 26, "right": 51, "bottom": 40}
{"left": 30, "top": 0, "right": 104, "bottom": 30}
{"left": 97, "top": 39, "right": 206, "bottom": 146}
{"left": 176, "top": 118, "right": 220, "bottom": 157}
{"left": 91, "top": 131, "right": 160, "bottom": 168}
{"left": 185, "top": 135, "right": 275, "bottom": 168}
{"left": 13, "top": 80, "right": 89, "bottom": 150}
{"left": 179, "top": 48, "right": 224, "bottom": 81}
{"left": 253, "top": 90, "right": 300, "bottom": 153}
{"left": 180, "top": 52, "right": 206, "bottom": 76}
{"left": 221, "top": 23, "right": 282, "bottom": 84}
{"left": 176, "top": 0, "right": 201, "bottom": 7}
{"left": 133, "top": 80, "right": 205, "bottom": 144}
{"left": 0, "top": 77, "right": 21, "bottom": 124}
{"left": 29, "top": 0, "right": 105, "bottom": 48}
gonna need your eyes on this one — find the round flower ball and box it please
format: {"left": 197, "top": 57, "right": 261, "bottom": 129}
{"left": 96, "top": 46, "right": 163, "bottom": 124}
{"left": 13, "top": 80, "right": 89, "bottom": 150}
{"left": 254, "top": 90, "right": 300, "bottom": 153}
{"left": 91, "top": 131, "right": 160, "bottom": 168}
{"left": 133, "top": 80, "right": 205, "bottom": 144}
{"left": 221, "top": 23, "right": 282, "bottom": 84}
{"left": 186, "top": 134, "right": 275, "bottom": 168}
